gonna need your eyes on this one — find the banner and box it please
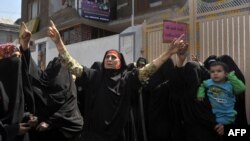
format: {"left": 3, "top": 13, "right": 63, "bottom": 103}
{"left": 163, "top": 20, "right": 188, "bottom": 43}
{"left": 81, "top": 0, "right": 111, "bottom": 22}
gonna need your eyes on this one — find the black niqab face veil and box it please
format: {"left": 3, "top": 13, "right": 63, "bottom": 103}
{"left": 0, "top": 57, "right": 24, "bottom": 124}
{"left": 30, "top": 57, "right": 83, "bottom": 138}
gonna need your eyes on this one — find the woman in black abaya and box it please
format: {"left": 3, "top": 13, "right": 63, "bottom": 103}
{"left": 47, "top": 20, "right": 186, "bottom": 141}
{"left": 218, "top": 55, "right": 247, "bottom": 125}
{"left": 146, "top": 59, "right": 175, "bottom": 141}
{"left": 0, "top": 43, "right": 37, "bottom": 141}
{"left": 166, "top": 49, "right": 221, "bottom": 141}
{"left": 19, "top": 22, "right": 83, "bottom": 141}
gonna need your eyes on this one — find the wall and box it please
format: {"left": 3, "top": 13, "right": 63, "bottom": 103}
{"left": 0, "top": 24, "right": 19, "bottom": 44}
{"left": 32, "top": 35, "right": 120, "bottom": 68}
{"left": 120, "top": 25, "right": 143, "bottom": 63}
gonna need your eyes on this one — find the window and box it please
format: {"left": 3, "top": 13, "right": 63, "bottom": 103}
{"left": 61, "top": 29, "right": 72, "bottom": 45}
{"left": 62, "top": 0, "right": 74, "bottom": 8}
{"left": 28, "top": 0, "right": 40, "bottom": 19}
{"left": 38, "top": 42, "right": 46, "bottom": 71}
{"left": 6, "top": 34, "right": 13, "bottom": 42}
{"left": 148, "top": 0, "right": 162, "bottom": 7}
{"left": 117, "top": 0, "right": 128, "bottom": 10}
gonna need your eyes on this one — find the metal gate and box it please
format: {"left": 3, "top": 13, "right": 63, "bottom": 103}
{"left": 143, "top": 0, "right": 250, "bottom": 123}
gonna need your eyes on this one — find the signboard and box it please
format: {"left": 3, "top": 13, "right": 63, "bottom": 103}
{"left": 81, "top": 0, "right": 111, "bottom": 22}
{"left": 163, "top": 20, "right": 188, "bottom": 43}
{"left": 26, "top": 18, "right": 40, "bottom": 34}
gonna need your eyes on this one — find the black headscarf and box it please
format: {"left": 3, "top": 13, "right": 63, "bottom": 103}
{"left": 203, "top": 55, "right": 218, "bottom": 70}
{"left": 97, "top": 49, "right": 127, "bottom": 124}
{"left": 0, "top": 56, "right": 34, "bottom": 141}
{"left": 91, "top": 61, "right": 102, "bottom": 72}
{"left": 79, "top": 49, "right": 141, "bottom": 141}
{"left": 217, "top": 55, "right": 247, "bottom": 125}
{"left": 0, "top": 57, "right": 24, "bottom": 124}
{"left": 29, "top": 57, "right": 83, "bottom": 139}
{"left": 100, "top": 49, "right": 127, "bottom": 100}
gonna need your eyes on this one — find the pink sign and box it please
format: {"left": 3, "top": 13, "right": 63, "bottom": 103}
{"left": 163, "top": 20, "right": 188, "bottom": 43}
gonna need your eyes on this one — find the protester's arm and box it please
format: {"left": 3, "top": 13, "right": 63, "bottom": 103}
{"left": 47, "top": 20, "right": 83, "bottom": 77}
{"left": 138, "top": 35, "right": 186, "bottom": 82}
{"left": 19, "top": 22, "right": 32, "bottom": 64}
{"left": 176, "top": 42, "right": 189, "bottom": 67}
{"left": 227, "top": 71, "right": 246, "bottom": 94}
{"left": 19, "top": 22, "right": 31, "bottom": 51}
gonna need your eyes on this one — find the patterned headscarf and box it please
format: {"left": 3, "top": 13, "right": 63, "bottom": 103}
{"left": 0, "top": 43, "right": 20, "bottom": 59}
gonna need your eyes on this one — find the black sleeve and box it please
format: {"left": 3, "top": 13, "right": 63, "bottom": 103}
{"left": 20, "top": 47, "right": 36, "bottom": 114}
{"left": 1, "top": 123, "right": 19, "bottom": 141}
{"left": 0, "top": 121, "right": 7, "bottom": 141}
{"left": 76, "top": 66, "right": 97, "bottom": 90}
{"left": 129, "top": 69, "right": 142, "bottom": 90}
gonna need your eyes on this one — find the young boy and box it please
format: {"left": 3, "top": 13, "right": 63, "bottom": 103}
{"left": 197, "top": 61, "right": 245, "bottom": 125}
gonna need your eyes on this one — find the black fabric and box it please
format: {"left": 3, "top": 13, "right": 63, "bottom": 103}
{"left": 123, "top": 63, "right": 138, "bottom": 141}
{"left": 145, "top": 59, "right": 174, "bottom": 141}
{"left": 21, "top": 50, "right": 83, "bottom": 141}
{"left": 90, "top": 61, "right": 102, "bottom": 72}
{"left": 217, "top": 55, "right": 247, "bottom": 125}
{"left": 203, "top": 55, "right": 247, "bottom": 125}
{"left": 0, "top": 57, "right": 24, "bottom": 125}
{"left": 20, "top": 48, "right": 35, "bottom": 114}
{"left": 203, "top": 55, "right": 218, "bottom": 70}
{"left": 0, "top": 121, "right": 7, "bottom": 141}
{"left": 0, "top": 82, "right": 9, "bottom": 118}
{"left": 166, "top": 62, "right": 219, "bottom": 141}
{"left": 76, "top": 61, "right": 102, "bottom": 118}
{"left": 0, "top": 55, "right": 33, "bottom": 141}
{"left": 78, "top": 50, "right": 141, "bottom": 141}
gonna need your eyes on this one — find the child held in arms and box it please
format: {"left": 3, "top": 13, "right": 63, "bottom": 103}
{"left": 197, "top": 61, "right": 245, "bottom": 135}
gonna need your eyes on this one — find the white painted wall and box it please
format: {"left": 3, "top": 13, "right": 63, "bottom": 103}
{"left": 48, "top": 0, "right": 62, "bottom": 16}
{"left": 31, "top": 25, "right": 143, "bottom": 68}
{"left": 121, "top": 25, "right": 143, "bottom": 62}
{"left": 31, "top": 35, "right": 119, "bottom": 68}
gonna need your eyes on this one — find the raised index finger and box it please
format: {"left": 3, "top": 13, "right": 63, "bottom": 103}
{"left": 50, "top": 20, "right": 56, "bottom": 28}
{"left": 175, "top": 34, "right": 185, "bottom": 44}
{"left": 21, "top": 22, "right": 28, "bottom": 30}
{"left": 19, "top": 22, "right": 27, "bottom": 38}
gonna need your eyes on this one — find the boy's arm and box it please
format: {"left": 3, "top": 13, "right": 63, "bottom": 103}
{"left": 197, "top": 81, "right": 207, "bottom": 101}
{"left": 228, "top": 72, "right": 246, "bottom": 94}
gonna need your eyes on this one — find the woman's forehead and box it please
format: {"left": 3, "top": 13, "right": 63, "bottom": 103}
{"left": 106, "top": 52, "right": 119, "bottom": 58}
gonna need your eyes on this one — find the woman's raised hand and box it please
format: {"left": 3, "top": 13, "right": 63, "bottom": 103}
{"left": 47, "top": 20, "right": 61, "bottom": 44}
{"left": 19, "top": 22, "right": 31, "bottom": 50}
